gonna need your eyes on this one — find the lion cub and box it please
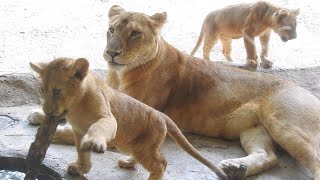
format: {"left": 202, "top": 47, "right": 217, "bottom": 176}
{"left": 190, "top": 1, "right": 300, "bottom": 67}
{"left": 29, "top": 58, "right": 227, "bottom": 180}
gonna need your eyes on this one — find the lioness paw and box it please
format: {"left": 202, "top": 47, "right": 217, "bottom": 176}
{"left": 27, "top": 109, "right": 46, "bottom": 125}
{"left": 219, "top": 160, "right": 247, "bottom": 180}
{"left": 80, "top": 134, "right": 107, "bottom": 153}
{"left": 67, "top": 162, "right": 91, "bottom": 176}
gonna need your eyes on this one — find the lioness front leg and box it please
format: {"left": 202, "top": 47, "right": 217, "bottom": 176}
{"left": 243, "top": 32, "right": 259, "bottom": 67}
{"left": 81, "top": 117, "right": 117, "bottom": 153}
{"left": 259, "top": 32, "right": 273, "bottom": 68}
{"left": 27, "top": 109, "right": 75, "bottom": 145}
{"left": 219, "top": 126, "right": 278, "bottom": 178}
{"left": 67, "top": 130, "right": 92, "bottom": 176}
{"left": 106, "top": 69, "right": 120, "bottom": 89}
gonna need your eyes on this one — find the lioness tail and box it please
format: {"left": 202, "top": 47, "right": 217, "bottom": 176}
{"left": 164, "top": 115, "right": 227, "bottom": 179}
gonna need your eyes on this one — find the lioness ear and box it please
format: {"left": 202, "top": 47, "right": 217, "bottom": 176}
{"left": 273, "top": 9, "right": 289, "bottom": 23}
{"left": 293, "top": 8, "right": 300, "bottom": 16}
{"left": 29, "top": 62, "right": 47, "bottom": 76}
{"left": 72, "top": 58, "right": 89, "bottom": 81}
{"left": 150, "top": 12, "right": 167, "bottom": 28}
{"left": 108, "top": 5, "right": 125, "bottom": 19}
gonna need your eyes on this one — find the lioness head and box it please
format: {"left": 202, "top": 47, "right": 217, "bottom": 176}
{"left": 272, "top": 8, "right": 300, "bottom": 42}
{"left": 30, "top": 58, "right": 89, "bottom": 116}
{"left": 103, "top": 5, "right": 167, "bottom": 71}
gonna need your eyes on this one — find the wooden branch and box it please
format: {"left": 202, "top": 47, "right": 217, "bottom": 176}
{"left": 24, "top": 115, "right": 60, "bottom": 180}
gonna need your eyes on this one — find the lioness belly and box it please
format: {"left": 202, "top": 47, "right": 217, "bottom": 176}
{"left": 165, "top": 101, "right": 260, "bottom": 139}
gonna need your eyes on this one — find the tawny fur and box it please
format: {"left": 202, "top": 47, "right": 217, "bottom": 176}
{"left": 100, "top": 6, "right": 319, "bottom": 179}
{"left": 29, "top": 58, "right": 227, "bottom": 180}
{"left": 28, "top": 5, "right": 319, "bottom": 179}
{"left": 190, "top": 1, "right": 300, "bottom": 67}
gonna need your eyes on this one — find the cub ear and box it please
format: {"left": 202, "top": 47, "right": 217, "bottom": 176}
{"left": 72, "top": 58, "right": 89, "bottom": 81}
{"left": 108, "top": 5, "right": 125, "bottom": 19}
{"left": 150, "top": 12, "right": 167, "bottom": 28}
{"left": 273, "top": 9, "right": 289, "bottom": 23}
{"left": 29, "top": 62, "right": 47, "bottom": 76}
{"left": 293, "top": 8, "right": 300, "bottom": 16}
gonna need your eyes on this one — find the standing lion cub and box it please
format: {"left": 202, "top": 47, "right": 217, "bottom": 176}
{"left": 190, "top": 1, "right": 300, "bottom": 67}
{"left": 29, "top": 57, "right": 227, "bottom": 180}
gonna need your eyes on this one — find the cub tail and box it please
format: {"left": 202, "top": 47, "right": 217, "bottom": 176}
{"left": 190, "top": 23, "right": 205, "bottom": 56}
{"left": 164, "top": 115, "right": 227, "bottom": 179}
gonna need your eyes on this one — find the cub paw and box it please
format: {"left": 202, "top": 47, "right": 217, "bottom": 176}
{"left": 67, "top": 162, "right": 91, "bottom": 176}
{"left": 219, "top": 160, "right": 247, "bottom": 180}
{"left": 81, "top": 133, "right": 107, "bottom": 153}
{"left": 246, "top": 59, "right": 259, "bottom": 68}
{"left": 118, "top": 156, "right": 136, "bottom": 169}
{"left": 27, "top": 109, "right": 45, "bottom": 125}
{"left": 261, "top": 57, "right": 273, "bottom": 68}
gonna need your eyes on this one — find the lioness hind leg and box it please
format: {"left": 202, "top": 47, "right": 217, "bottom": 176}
{"left": 134, "top": 149, "right": 167, "bottom": 180}
{"left": 220, "top": 37, "right": 233, "bottom": 61}
{"left": 267, "top": 121, "right": 320, "bottom": 180}
{"left": 219, "top": 126, "right": 278, "bottom": 178}
{"left": 203, "top": 33, "right": 218, "bottom": 61}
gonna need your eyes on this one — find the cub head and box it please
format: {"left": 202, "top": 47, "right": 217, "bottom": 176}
{"left": 103, "top": 5, "right": 167, "bottom": 71}
{"left": 30, "top": 58, "right": 89, "bottom": 117}
{"left": 272, "top": 8, "right": 300, "bottom": 42}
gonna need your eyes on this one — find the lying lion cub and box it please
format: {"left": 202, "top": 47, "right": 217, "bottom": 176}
{"left": 190, "top": 1, "right": 300, "bottom": 67}
{"left": 29, "top": 58, "right": 227, "bottom": 180}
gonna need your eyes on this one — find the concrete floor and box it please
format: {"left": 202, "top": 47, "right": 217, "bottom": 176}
{"left": 0, "top": 105, "right": 313, "bottom": 180}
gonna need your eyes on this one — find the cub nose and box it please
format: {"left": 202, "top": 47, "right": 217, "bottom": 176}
{"left": 107, "top": 50, "right": 122, "bottom": 58}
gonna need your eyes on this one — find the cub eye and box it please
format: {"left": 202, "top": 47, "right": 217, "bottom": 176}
{"left": 131, "top": 31, "right": 141, "bottom": 37}
{"left": 52, "top": 88, "right": 61, "bottom": 97}
{"left": 109, "top": 27, "right": 115, "bottom": 34}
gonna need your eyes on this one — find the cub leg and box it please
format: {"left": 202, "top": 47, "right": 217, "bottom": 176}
{"left": 118, "top": 155, "right": 137, "bottom": 169}
{"left": 203, "top": 33, "right": 218, "bottom": 61}
{"left": 81, "top": 117, "right": 117, "bottom": 153}
{"left": 243, "top": 32, "right": 259, "bottom": 67}
{"left": 134, "top": 148, "right": 167, "bottom": 180}
{"left": 259, "top": 32, "right": 273, "bottom": 68}
{"left": 67, "top": 130, "right": 92, "bottom": 176}
{"left": 219, "top": 126, "right": 278, "bottom": 178}
{"left": 220, "top": 37, "right": 233, "bottom": 61}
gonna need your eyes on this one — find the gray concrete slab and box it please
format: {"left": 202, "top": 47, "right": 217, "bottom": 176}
{"left": 0, "top": 106, "right": 313, "bottom": 180}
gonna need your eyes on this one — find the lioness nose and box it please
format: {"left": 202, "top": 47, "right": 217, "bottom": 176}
{"left": 107, "top": 51, "right": 122, "bottom": 58}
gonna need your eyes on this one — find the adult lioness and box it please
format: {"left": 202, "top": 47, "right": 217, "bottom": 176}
{"left": 190, "top": 1, "right": 300, "bottom": 67}
{"left": 101, "top": 5, "right": 320, "bottom": 179}
{"left": 29, "top": 58, "right": 227, "bottom": 179}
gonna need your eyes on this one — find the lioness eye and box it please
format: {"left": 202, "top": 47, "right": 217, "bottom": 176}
{"left": 52, "top": 88, "right": 61, "bottom": 97}
{"left": 131, "top": 31, "right": 141, "bottom": 37}
{"left": 109, "top": 27, "right": 115, "bottom": 34}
